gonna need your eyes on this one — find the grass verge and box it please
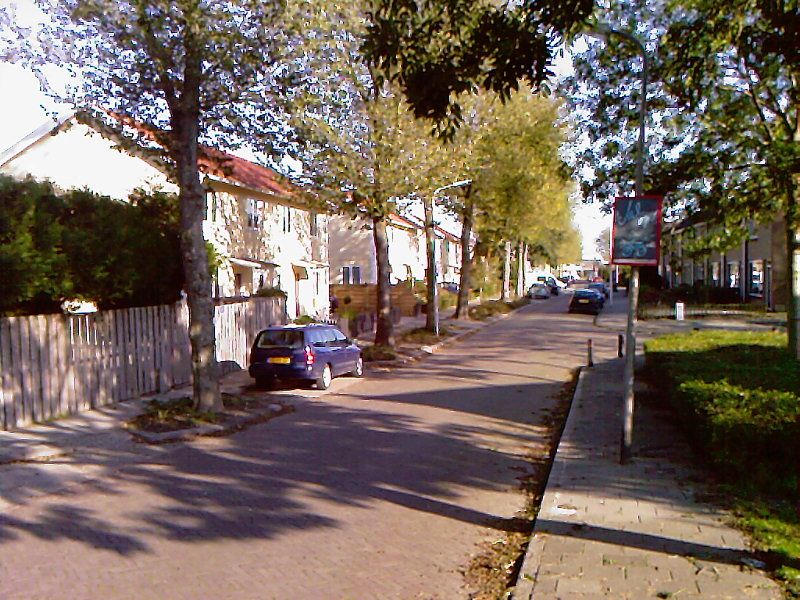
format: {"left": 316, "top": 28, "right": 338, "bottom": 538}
{"left": 644, "top": 330, "right": 800, "bottom": 596}
{"left": 468, "top": 297, "right": 530, "bottom": 321}
{"left": 128, "top": 393, "right": 261, "bottom": 433}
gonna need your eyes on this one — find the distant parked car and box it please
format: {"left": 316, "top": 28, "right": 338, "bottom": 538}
{"left": 248, "top": 324, "right": 363, "bottom": 390}
{"left": 587, "top": 281, "right": 609, "bottom": 299}
{"left": 569, "top": 289, "right": 604, "bottom": 315}
{"left": 537, "top": 275, "right": 560, "bottom": 295}
{"left": 528, "top": 282, "right": 551, "bottom": 299}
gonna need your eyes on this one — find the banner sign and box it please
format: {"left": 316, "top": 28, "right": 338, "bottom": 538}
{"left": 611, "top": 196, "right": 663, "bottom": 266}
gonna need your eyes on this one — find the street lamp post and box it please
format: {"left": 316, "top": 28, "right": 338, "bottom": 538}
{"left": 588, "top": 25, "right": 649, "bottom": 464}
{"left": 427, "top": 179, "right": 472, "bottom": 336}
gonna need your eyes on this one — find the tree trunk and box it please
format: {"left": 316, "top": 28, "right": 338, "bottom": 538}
{"left": 516, "top": 239, "right": 525, "bottom": 298}
{"left": 454, "top": 196, "right": 475, "bottom": 319}
{"left": 372, "top": 215, "right": 395, "bottom": 346}
{"left": 501, "top": 240, "right": 511, "bottom": 301}
{"left": 423, "top": 195, "right": 438, "bottom": 332}
{"left": 170, "top": 68, "right": 221, "bottom": 413}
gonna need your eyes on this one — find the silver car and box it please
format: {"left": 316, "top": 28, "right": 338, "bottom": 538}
{"left": 528, "top": 282, "right": 551, "bottom": 299}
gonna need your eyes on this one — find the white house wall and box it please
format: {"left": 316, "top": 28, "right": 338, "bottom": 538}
{"left": 0, "top": 119, "right": 176, "bottom": 200}
{"left": 204, "top": 184, "right": 329, "bottom": 320}
{"left": 328, "top": 215, "right": 377, "bottom": 284}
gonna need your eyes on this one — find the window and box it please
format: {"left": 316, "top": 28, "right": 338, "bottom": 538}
{"left": 728, "top": 261, "right": 740, "bottom": 288}
{"left": 208, "top": 190, "right": 218, "bottom": 222}
{"left": 749, "top": 260, "right": 764, "bottom": 296}
{"left": 256, "top": 330, "right": 304, "bottom": 349}
{"left": 332, "top": 329, "right": 348, "bottom": 346}
{"left": 282, "top": 205, "right": 292, "bottom": 233}
{"left": 246, "top": 198, "right": 261, "bottom": 229}
{"left": 342, "top": 265, "right": 362, "bottom": 285}
{"left": 711, "top": 262, "right": 721, "bottom": 286}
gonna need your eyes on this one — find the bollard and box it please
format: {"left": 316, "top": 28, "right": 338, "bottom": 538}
{"left": 587, "top": 338, "right": 594, "bottom": 367}
{"left": 618, "top": 334, "right": 624, "bottom": 358}
{"left": 675, "top": 301, "right": 685, "bottom": 321}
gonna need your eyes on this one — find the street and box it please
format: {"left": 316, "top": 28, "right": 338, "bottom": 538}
{"left": 0, "top": 295, "right": 618, "bottom": 599}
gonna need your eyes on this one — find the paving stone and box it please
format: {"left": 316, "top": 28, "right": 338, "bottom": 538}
{"left": 517, "top": 323, "right": 783, "bottom": 600}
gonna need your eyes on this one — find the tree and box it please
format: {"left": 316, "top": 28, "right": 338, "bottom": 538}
{"left": 10, "top": 1, "right": 300, "bottom": 410}
{"left": 469, "top": 90, "right": 576, "bottom": 294}
{"left": 561, "top": 0, "right": 800, "bottom": 356}
{"left": 286, "top": 0, "right": 457, "bottom": 346}
{"left": 364, "top": 0, "right": 594, "bottom": 135}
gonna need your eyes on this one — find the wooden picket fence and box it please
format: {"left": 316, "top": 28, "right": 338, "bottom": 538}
{"left": 0, "top": 297, "right": 284, "bottom": 430}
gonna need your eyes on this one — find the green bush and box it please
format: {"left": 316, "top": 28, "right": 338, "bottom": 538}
{"left": 361, "top": 344, "right": 397, "bottom": 362}
{"left": 293, "top": 314, "right": 317, "bottom": 324}
{"left": 645, "top": 330, "right": 800, "bottom": 594}
{"left": 0, "top": 176, "right": 183, "bottom": 315}
{"left": 468, "top": 297, "right": 529, "bottom": 320}
{"left": 677, "top": 379, "right": 798, "bottom": 489}
{"left": 255, "top": 286, "right": 287, "bottom": 298}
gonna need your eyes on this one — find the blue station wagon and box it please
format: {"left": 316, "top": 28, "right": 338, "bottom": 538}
{"left": 248, "top": 325, "right": 363, "bottom": 390}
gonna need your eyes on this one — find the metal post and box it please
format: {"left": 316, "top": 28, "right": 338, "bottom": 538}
{"left": 587, "top": 338, "right": 594, "bottom": 367}
{"left": 618, "top": 334, "right": 624, "bottom": 358}
{"left": 619, "top": 29, "right": 648, "bottom": 465}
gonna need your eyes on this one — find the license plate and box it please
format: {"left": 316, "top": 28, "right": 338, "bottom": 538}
{"left": 578, "top": 299, "right": 589, "bottom": 304}
{"left": 268, "top": 357, "right": 291, "bottom": 364}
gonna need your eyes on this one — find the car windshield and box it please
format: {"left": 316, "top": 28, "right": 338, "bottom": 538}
{"left": 256, "top": 330, "right": 305, "bottom": 349}
{"left": 575, "top": 290, "right": 595, "bottom": 298}
{"left": 588, "top": 283, "right": 604, "bottom": 289}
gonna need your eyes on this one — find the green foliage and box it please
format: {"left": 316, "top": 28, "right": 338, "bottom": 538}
{"left": 129, "top": 396, "right": 218, "bottom": 432}
{"left": 0, "top": 176, "right": 183, "bottom": 315}
{"left": 400, "top": 326, "right": 451, "bottom": 345}
{"left": 468, "top": 297, "right": 530, "bottom": 320}
{"left": 293, "top": 315, "right": 317, "bottom": 324}
{"left": 254, "top": 286, "right": 288, "bottom": 299}
{"left": 361, "top": 344, "right": 398, "bottom": 362}
{"left": 364, "top": 0, "right": 594, "bottom": 136}
{"left": 470, "top": 90, "right": 579, "bottom": 265}
{"left": 0, "top": 176, "right": 69, "bottom": 314}
{"left": 645, "top": 330, "right": 800, "bottom": 594}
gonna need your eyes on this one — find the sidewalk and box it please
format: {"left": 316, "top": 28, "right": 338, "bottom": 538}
{"left": 513, "top": 357, "right": 781, "bottom": 599}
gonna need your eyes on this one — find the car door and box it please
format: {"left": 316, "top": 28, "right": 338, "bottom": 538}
{"left": 330, "top": 328, "right": 352, "bottom": 375}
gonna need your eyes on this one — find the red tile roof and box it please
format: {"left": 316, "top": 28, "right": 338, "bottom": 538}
{"left": 104, "top": 111, "right": 295, "bottom": 197}
{"left": 198, "top": 147, "right": 293, "bottom": 197}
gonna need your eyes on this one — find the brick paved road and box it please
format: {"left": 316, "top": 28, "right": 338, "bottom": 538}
{"left": 0, "top": 295, "right": 614, "bottom": 599}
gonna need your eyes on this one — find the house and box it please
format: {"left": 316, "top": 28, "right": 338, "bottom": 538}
{"left": 660, "top": 215, "right": 786, "bottom": 310}
{"left": 328, "top": 211, "right": 465, "bottom": 285}
{"left": 329, "top": 212, "right": 427, "bottom": 285}
{"left": 0, "top": 112, "right": 330, "bottom": 319}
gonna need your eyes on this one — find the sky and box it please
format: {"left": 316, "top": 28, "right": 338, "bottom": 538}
{"left": 0, "top": 2, "right": 610, "bottom": 261}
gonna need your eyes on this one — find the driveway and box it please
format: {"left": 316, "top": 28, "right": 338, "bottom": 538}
{"left": 0, "top": 295, "right": 618, "bottom": 599}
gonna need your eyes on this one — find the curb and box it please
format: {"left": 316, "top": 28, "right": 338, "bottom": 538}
{"left": 367, "top": 310, "right": 517, "bottom": 370}
{"left": 0, "top": 443, "right": 74, "bottom": 465}
{"left": 511, "top": 366, "right": 590, "bottom": 599}
{"left": 128, "top": 402, "right": 292, "bottom": 444}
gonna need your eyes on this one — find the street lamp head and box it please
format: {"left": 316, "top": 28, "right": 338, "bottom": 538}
{"left": 433, "top": 179, "right": 473, "bottom": 196}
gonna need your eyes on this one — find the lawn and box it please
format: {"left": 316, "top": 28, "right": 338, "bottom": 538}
{"left": 645, "top": 330, "right": 800, "bottom": 596}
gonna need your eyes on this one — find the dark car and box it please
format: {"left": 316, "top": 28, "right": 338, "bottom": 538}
{"left": 248, "top": 325, "right": 363, "bottom": 390}
{"left": 587, "top": 281, "right": 609, "bottom": 299}
{"left": 569, "top": 289, "right": 604, "bottom": 315}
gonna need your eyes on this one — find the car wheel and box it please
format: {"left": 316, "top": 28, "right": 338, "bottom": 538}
{"left": 316, "top": 364, "right": 332, "bottom": 390}
{"left": 351, "top": 356, "right": 364, "bottom": 377}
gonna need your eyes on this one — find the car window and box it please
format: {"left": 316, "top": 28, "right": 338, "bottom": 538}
{"left": 321, "top": 328, "right": 337, "bottom": 344}
{"left": 332, "top": 329, "right": 348, "bottom": 345}
{"left": 307, "top": 329, "right": 326, "bottom": 346}
{"left": 256, "top": 330, "right": 304, "bottom": 349}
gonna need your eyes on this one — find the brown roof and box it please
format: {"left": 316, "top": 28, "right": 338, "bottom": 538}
{"left": 104, "top": 111, "right": 295, "bottom": 198}
{"left": 198, "top": 147, "right": 293, "bottom": 197}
